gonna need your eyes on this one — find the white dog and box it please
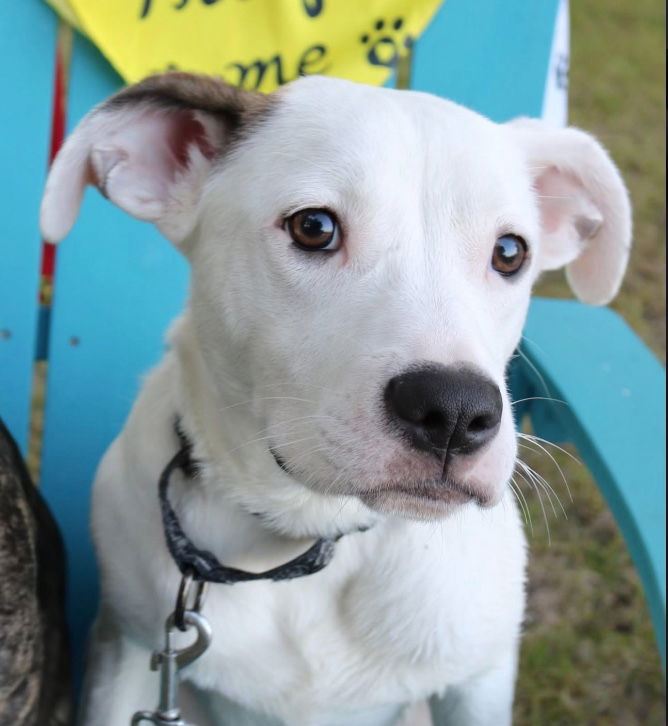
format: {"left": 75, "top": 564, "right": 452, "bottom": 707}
{"left": 40, "top": 72, "right": 630, "bottom": 726}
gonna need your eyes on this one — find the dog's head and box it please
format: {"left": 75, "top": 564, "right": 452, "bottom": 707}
{"left": 41, "top": 73, "right": 630, "bottom": 530}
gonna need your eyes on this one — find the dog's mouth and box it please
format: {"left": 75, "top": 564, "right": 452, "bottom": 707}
{"left": 270, "top": 446, "right": 484, "bottom": 515}
{"left": 270, "top": 447, "right": 291, "bottom": 474}
{"left": 364, "top": 480, "right": 479, "bottom": 503}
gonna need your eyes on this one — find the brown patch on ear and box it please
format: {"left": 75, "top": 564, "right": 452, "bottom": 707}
{"left": 40, "top": 72, "right": 276, "bottom": 245}
{"left": 104, "top": 72, "right": 274, "bottom": 139}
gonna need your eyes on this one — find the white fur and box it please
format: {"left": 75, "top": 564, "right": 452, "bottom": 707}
{"left": 41, "top": 75, "right": 631, "bottom": 726}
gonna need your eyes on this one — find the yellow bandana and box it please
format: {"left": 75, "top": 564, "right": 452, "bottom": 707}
{"left": 46, "top": 0, "right": 444, "bottom": 90}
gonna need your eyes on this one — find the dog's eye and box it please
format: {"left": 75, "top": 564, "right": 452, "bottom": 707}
{"left": 286, "top": 209, "right": 341, "bottom": 251}
{"left": 491, "top": 235, "right": 528, "bottom": 277}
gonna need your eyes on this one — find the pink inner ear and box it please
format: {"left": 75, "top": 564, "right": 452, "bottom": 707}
{"left": 167, "top": 111, "right": 217, "bottom": 168}
{"left": 540, "top": 204, "right": 561, "bottom": 235}
{"left": 534, "top": 166, "right": 579, "bottom": 234}
{"left": 40, "top": 103, "right": 225, "bottom": 243}
{"left": 86, "top": 106, "right": 226, "bottom": 225}
{"left": 535, "top": 165, "right": 603, "bottom": 241}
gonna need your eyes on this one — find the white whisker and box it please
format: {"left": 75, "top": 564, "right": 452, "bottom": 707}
{"left": 511, "top": 396, "right": 567, "bottom": 406}
{"left": 515, "top": 344, "right": 550, "bottom": 397}
{"left": 515, "top": 462, "right": 551, "bottom": 544}
{"left": 520, "top": 457, "right": 567, "bottom": 520}
{"left": 510, "top": 476, "right": 533, "bottom": 534}
{"left": 517, "top": 436, "right": 574, "bottom": 503}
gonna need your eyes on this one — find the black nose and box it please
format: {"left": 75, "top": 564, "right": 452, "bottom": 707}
{"left": 384, "top": 364, "right": 503, "bottom": 458}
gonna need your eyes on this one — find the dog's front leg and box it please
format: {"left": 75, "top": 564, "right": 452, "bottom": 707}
{"left": 428, "top": 650, "right": 517, "bottom": 726}
{"left": 77, "top": 608, "right": 158, "bottom": 726}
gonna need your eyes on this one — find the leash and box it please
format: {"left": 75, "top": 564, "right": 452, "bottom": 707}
{"left": 132, "top": 419, "right": 350, "bottom": 725}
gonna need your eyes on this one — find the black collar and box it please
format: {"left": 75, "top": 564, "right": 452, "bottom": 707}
{"left": 158, "top": 421, "right": 344, "bottom": 584}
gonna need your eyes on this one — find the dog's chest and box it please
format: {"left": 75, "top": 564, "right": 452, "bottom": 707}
{"left": 178, "top": 515, "right": 525, "bottom": 724}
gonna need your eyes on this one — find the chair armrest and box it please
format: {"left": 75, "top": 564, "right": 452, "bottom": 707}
{"left": 510, "top": 297, "right": 666, "bottom": 670}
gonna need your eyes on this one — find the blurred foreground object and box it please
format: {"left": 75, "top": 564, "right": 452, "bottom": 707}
{"left": 0, "top": 417, "right": 71, "bottom": 726}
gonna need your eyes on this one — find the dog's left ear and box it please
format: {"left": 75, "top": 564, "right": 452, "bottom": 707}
{"left": 508, "top": 118, "right": 632, "bottom": 305}
{"left": 40, "top": 72, "right": 269, "bottom": 246}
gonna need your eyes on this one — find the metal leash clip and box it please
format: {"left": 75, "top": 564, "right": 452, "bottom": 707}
{"left": 131, "top": 572, "right": 211, "bottom": 726}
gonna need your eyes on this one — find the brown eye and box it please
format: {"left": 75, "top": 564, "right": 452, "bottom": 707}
{"left": 286, "top": 208, "right": 341, "bottom": 251}
{"left": 492, "top": 234, "right": 528, "bottom": 277}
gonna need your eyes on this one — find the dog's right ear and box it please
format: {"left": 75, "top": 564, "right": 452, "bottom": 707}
{"left": 40, "top": 73, "right": 268, "bottom": 246}
{"left": 507, "top": 118, "right": 632, "bottom": 305}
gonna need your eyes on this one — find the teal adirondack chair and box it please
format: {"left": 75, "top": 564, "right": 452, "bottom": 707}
{"left": 0, "top": 0, "right": 664, "bottom": 702}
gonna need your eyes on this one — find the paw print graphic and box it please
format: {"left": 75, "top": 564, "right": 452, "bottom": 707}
{"left": 360, "top": 18, "right": 414, "bottom": 69}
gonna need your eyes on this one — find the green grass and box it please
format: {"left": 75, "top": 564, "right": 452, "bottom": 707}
{"left": 514, "top": 452, "right": 665, "bottom": 725}
{"left": 513, "top": 0, "right": 666, "bottom": 723}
